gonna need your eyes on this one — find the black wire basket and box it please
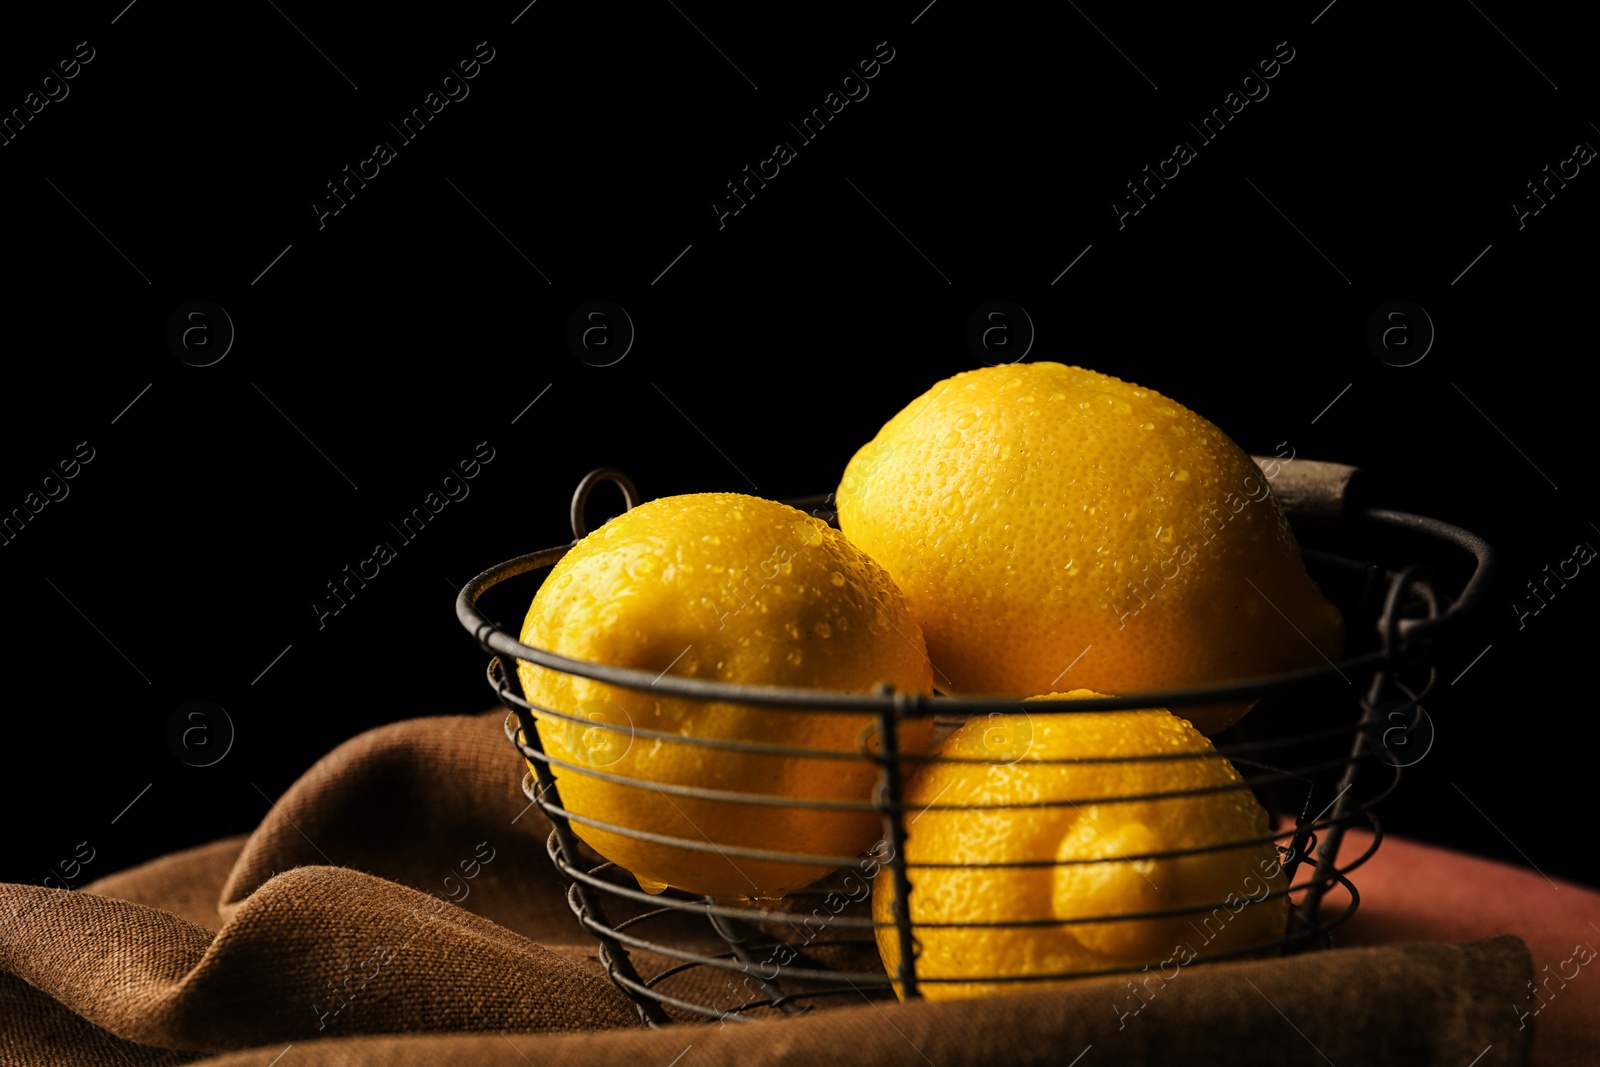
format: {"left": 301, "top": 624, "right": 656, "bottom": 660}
{"left": 455, "top": 466, "right": 1494, "bottom": 1027}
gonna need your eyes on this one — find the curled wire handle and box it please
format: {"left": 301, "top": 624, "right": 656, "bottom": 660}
{"left": 571, "top": 469, "right": 642, "bottom": 541}
{"left": 1377, "top": 564, "right": 1439, "bottom": 663}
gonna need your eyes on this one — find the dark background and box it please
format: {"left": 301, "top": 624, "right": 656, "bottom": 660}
{"left": 2, "top": 2, "right": 1591, "bottom": 892}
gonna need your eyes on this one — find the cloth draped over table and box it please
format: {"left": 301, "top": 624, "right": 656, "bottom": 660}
{"left": 0, "top": 711, "right": 1535, "bottom": 1065}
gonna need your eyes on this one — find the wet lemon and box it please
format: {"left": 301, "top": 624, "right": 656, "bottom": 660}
{"left": 836, "top": 362, "right": 1343, "bottom": 732}
{"left": 873, "top": 692, "right": 1288, "bottom": 999}
{"left": 517, "top": 492, "right": 933, "bottom": 900}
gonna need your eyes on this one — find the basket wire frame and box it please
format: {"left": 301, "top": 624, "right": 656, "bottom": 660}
{"left": 457, "top": 469, "right": 1495, "bottom": 1027}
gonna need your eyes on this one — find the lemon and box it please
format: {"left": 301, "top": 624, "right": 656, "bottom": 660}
{"left": 836, "top": 362, "right": 1343, "bottom": 732}
{"left": 516, "top": 493, "right": 934, "bottom": 900}
{"left": 873, "top": 692, "right": 1288, "bottom": 1000}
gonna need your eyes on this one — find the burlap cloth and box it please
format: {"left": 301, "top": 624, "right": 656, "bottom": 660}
{"left": 3, "top": 710, "right": 1586, "bottom": 1065}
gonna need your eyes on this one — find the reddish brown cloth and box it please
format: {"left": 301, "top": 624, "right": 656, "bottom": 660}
{"left": 0, "top": 711, "right": 1550, "bottom": 1065}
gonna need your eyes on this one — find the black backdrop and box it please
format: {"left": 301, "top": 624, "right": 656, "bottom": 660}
{"left": 3, "top": 2, "right": 1592, "bottom": 893}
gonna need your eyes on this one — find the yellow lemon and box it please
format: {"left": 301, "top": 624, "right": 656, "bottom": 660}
{"left": 517, "top": 492, "right": 933, "bottom": 901}
{"left": 873, "top": 692, "right": 1288, "bottom": 1000}
{"left": 836, "top": 362, "right": 1343, "bottom": 732}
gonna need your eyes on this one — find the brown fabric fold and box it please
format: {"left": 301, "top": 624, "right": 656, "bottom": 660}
{"left": 1, "top": 710, "right": 1543, "bottom": 1065}
{"left": 184, "top": 936, "right": 1533, "bottom": 1067}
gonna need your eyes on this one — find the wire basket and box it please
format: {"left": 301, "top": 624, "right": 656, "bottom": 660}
{"left": 455, "top": 466, "right": 1494, "bottom": 1027}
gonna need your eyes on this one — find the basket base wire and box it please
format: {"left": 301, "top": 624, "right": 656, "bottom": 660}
{"left": 538, "top": 821, "right": 894, "bottom": 985}
{"left": 545, "top": 827, "right": 896, "bottom": 1023}
{"left": 705, "top": 909, "right": 811, "bottom": 1017}
{"left": 509, "top": 702, "right": 672, "bottom": 1027}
